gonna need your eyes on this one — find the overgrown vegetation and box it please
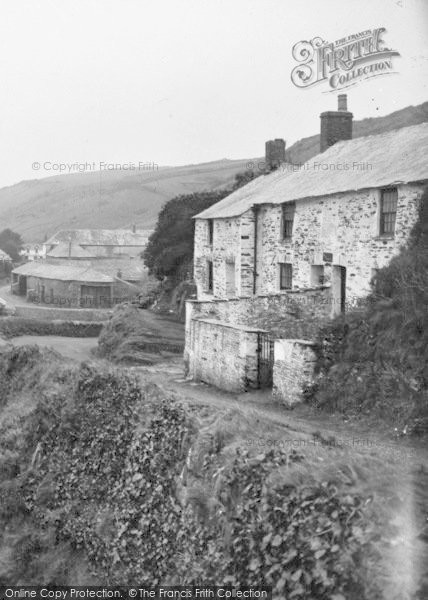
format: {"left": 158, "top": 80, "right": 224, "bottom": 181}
{"left": 306, "top": 191, "right": 428, "bottom": 432}
{"left": 1, "top": 346, "right": 426, "bottom": 597}
{"left": 97, "top": 304, "right": 184, "bottom": 364}
{"left": 0, "top": 228, "right": 23, "bottom": 261}
{"left": 0, "top": 317, "right": 102, "bottom": 339}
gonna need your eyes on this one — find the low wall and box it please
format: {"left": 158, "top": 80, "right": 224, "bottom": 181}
{"left": 186, "top": 288, "right": 331, "bottom": 340}
{"left": 273, "top": 339, "right": 317, "bottom": 407}
{"left": 14, "top": 304, "right": 112, "bottom": 322}
{"left": 185, "top": 317, "right": 262, "bottom": 392}
{"left": 0, "top": 316, "right": 103, "bottom": 338}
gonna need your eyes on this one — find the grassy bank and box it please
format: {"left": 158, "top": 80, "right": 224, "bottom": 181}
{"left": 306, "top": 194, "right": 428, "bottom": 434}
{"left": 97, "top": 304, "right": 184, "bottom": 364}
{"left": 0, "top": 346, "right": 427, "bottom": 597}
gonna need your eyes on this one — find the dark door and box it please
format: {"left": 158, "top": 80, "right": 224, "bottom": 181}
{"left": 332, "top": 266, "right": 347, "bottom": 315}
{"left": 81, "top": 285, "right": 111, "bottom": 308}
{"left": 19, "top": 275, "right": 27, "bottom": 296}
{"left": 340, "top": 266, "right": 346, "bottom": 313}
{"left": 257, "top": 333, "right": 274, "bottom": 388}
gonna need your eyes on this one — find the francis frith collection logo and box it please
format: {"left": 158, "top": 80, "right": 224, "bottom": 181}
{"left": 291, "top": 28, "right": 400, "bottom": 91}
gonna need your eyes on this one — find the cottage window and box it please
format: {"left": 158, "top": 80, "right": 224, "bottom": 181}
{"left": 207, "top": 260, "right": 214, "bottom": 293}
{"left": 279, "top": 263, "right": 292, "bottom": 290}
{"left": 380, "top": 188, "right": 397, "bottom": 236}
{"left": 282, "top": 202, "right": 295, "bottom": 239}
{"left": 208, "top": 220, "right": 214, "bottom": 245}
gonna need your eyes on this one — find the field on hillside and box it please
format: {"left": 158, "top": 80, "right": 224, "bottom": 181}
{"left": 0, "top": 158, "right": 256, "bottom": 241}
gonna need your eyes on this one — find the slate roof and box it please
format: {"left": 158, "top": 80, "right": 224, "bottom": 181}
{"left": 45, "top": 229, "right": 152, "bottom": 247}
{"left": 0, "top": 249, "right": 12, "bottom": 261}
{"left": 90, "top": 259, "right": 147, "bottom": 281}
{"left": 196, "top": 123, "right": 428, "bottom": 219}
{"left": 46, "top": 242, "right": 97, "bottom": 258}
{"left": 12, "top": 262, "right": 115, "bottom": 283}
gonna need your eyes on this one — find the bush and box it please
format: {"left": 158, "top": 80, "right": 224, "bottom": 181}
{"left": 0, "top": 317, "right": 103, "bottom": 339}
{"left": 306, "top": 191, "right": 428, "bottom": 431}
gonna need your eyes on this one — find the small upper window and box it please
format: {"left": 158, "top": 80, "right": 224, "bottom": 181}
{"left": 279, "top": 263, "right": 292, "bottom": 290}
{"left": 380, "top": 188, "right": 397, "bottom": 236}
{"left": 282, "top": 202, "right": 295, "bottom": 239}
{"left": 208, "top": 220, "right": 214, "bottom": 245}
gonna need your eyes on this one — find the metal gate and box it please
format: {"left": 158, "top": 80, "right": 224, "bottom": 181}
{"left": 257, "top": 333, "right": 274, "bottom": 388}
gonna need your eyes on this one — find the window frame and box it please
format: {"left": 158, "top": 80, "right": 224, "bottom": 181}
{"left": 279, "top": 262, "right": 293, "bottom": 290}
{"left": 281, "top": 202, "right": 295, "bottom": 240}
{"left": 208, "top": 219, "right": 214, "bottom": 245}
{"left": 207, "top": 260, "right": 214, "bottom": 293}
{"left": 379, "top": 188, "right": 398, "bottom": 237}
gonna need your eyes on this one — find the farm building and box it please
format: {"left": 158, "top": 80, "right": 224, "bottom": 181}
{"left": 10, "top": 262, "right": 132, "bottom": 308}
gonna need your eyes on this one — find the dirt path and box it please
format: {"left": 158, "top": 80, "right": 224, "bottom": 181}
{"left": 129, "top": 358, "right": 428, "bottom": 467}
{"left": 9, "top": 335, "right": 99, "bottom": 362}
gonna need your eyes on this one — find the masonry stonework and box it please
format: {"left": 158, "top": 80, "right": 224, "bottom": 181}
{"left": 194, "top": 183, "right": 423, "bottom": 305}
{"left": 185, "top": 316, "right": 262, "bottom": 392}
{"left": 272, "top": 339, "right": 317, "bottom": 407}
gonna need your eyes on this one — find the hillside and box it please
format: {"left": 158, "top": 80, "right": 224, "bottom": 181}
{"left": 1, "top": 101, "right": 427, "bottom": 242}
{"left": 0, "top": 159, "right": 255, "bottom": 242}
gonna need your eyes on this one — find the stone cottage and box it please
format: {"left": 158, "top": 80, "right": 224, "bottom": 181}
{"left": 185, "top": 96, "right": 428, "bottom": 400}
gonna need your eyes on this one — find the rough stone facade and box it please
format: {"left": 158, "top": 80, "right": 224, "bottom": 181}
{"left": 272, "top": 339, "right": 317, "bottom": 407}
{"left": 194, "top": 183, "right": 423, "bottom": 307}
{"left": 185, "top": 317, "right": 261, "bottom": 392}
{"left": 187, "top": 288, "right": 331, "bottom": 339}
{"left": 189, "top": 173, "right": 424, "bottom": 396}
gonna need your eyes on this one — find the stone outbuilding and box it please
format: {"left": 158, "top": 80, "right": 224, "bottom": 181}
{"left": 11, "top": 262, "right": 117, "bottom": 308}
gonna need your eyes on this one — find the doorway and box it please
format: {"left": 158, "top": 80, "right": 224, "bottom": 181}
{"left": 331, "top": 266, "right": 346, "bottom": 315}
{"left": 18, "top": 275, "right": 27, "bottom": 296}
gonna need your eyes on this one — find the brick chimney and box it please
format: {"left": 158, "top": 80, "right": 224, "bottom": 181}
{"left": 265, "top": 138, "right": 286, "bottom": 170}
{"left": 320, "top": 94, "right": 353, "bottom": 153}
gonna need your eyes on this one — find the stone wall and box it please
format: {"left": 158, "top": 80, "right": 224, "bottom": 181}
{"left": 14, "top": 304, "right": 112, "bottom": 321}
{"left": 186, "top": 287, "right": 331, "bottom": 340}
{"left": 273, "top": 339, "right": 317, "bottom": 407}
{"left": 193, "top": 183, "right": 424, "bottom": 305}
{"left": 185, "top": 317, "right": 261, "bottom": 392}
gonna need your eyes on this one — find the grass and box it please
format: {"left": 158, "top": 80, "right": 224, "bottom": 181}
{"left": 97, "top": 304, "right": 184, "bottom": 363}
{"left": 0, "top": 345, "right": 426, "bottom": 597}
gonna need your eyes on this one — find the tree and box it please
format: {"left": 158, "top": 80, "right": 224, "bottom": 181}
{"left": 0, "top": 228, "right": 24, "bottom": 261}
{"left": 143, "top": 190, "right": 229, "bottom": 279}
{"left": 143, "top": 170, "right": 261, "bottom": 280}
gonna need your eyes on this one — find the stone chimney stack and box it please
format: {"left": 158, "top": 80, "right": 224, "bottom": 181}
{"left": 320, "top": 94, "right": 353, "bottom": 153}
{"left": 265, "top": 138, "right": 286, "bottom": 171}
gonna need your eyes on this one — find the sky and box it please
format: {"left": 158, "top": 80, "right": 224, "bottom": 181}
{"left": 0, "top": 0, "right": 427, "bottom": 188}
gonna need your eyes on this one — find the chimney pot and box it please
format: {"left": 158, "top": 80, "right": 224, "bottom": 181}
{"left": 338, "top": 94, "right": 347, "bottom": 111}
